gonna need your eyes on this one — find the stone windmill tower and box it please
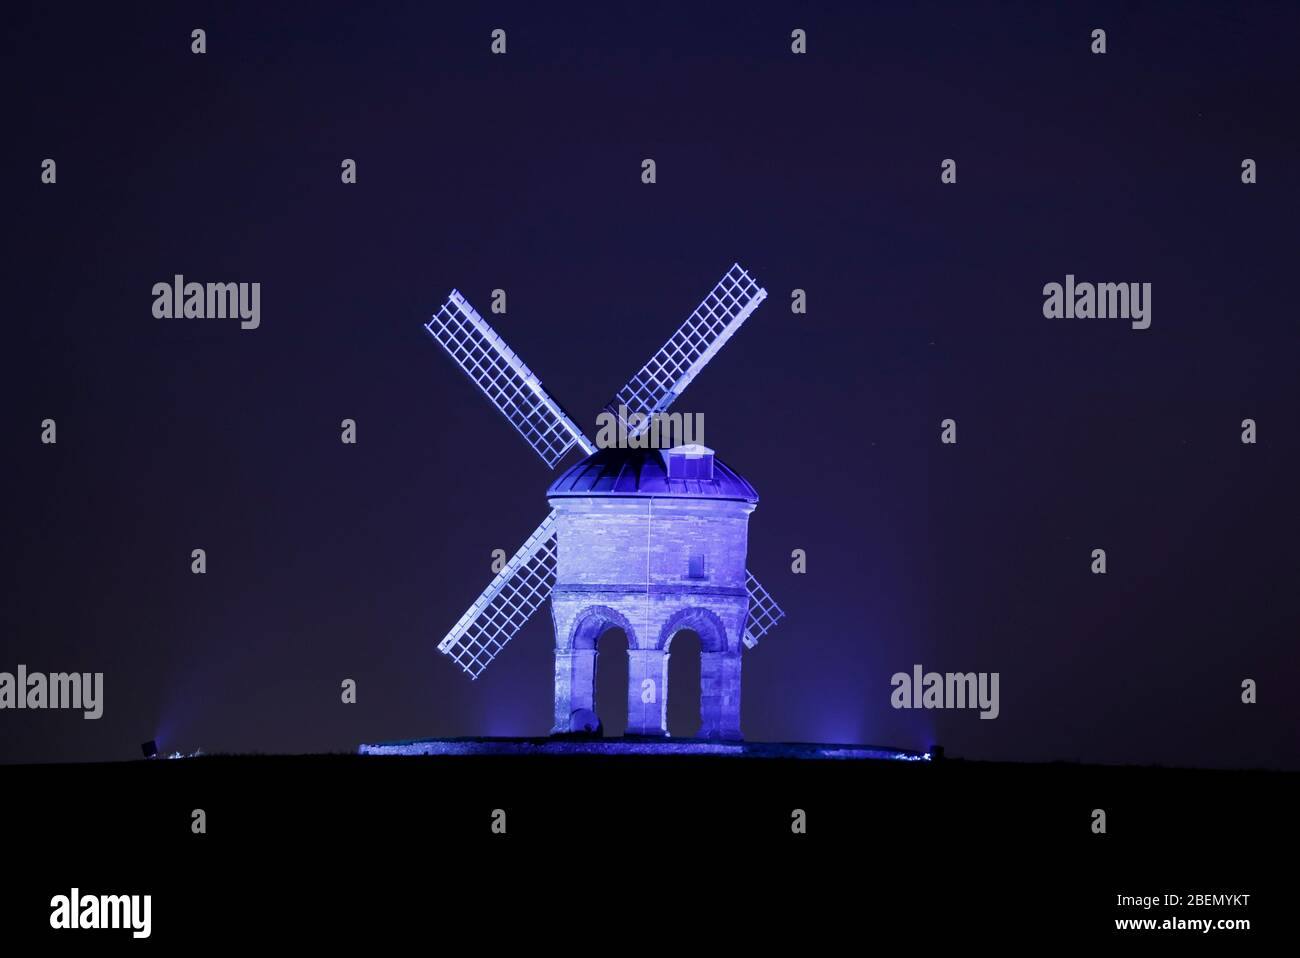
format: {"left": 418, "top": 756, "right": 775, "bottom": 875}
{"left": 547, "top": 444, "right": 760, "bottom": 739}
{"left": 422, "top": 264, "right": 786, "bottom": 740}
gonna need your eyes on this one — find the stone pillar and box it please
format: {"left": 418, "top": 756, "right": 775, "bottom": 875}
{"left": 699, "top": 651, "right": 743, "bottom": 740}
{"left": 625, "top": 649, "right": 669, "bottom": 737}
{"left": 551, "top": 649, "right": 598, "bottom": 734}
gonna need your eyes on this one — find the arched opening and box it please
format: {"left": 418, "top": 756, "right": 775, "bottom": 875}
{"left": 594, "top": 627, "right": 629, "bottom": 737}
{"left": 665, "top": 629, "right": 702, "bottom": 738}
{"left": 555, "top": 606, "right": 637, "bottom": 737}
{"left": 657, "top": 607, "right": 738, "bottom": 740}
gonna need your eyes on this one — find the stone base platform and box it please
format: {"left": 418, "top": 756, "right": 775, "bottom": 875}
{"left": 358, "top": 736, "right": 931, "bottom": 761}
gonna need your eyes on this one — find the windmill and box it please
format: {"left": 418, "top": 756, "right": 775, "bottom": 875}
{"left": 423, "top": 264, "right": 786, "bottom": 721}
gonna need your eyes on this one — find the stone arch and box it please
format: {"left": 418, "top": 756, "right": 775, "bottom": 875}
{"left": 552, "top": 605, "right": 637, "bottom": 737}
{"left": 658, "top": 606, "right": 728, "bottom": 653}
{"left": 657, "top": 605, "right": 742, "bottom": 741}
{"left": 567, "top": 605, "right": 637, "bottom": 650}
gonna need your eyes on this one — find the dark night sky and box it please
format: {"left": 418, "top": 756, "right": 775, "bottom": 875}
{"left": 3, "top": 2, "right": 1297, "bottom": 768}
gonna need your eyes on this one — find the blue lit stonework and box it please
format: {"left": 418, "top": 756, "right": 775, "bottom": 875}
{"left": 547, "top": 444, "right": 755, "bottom": 739}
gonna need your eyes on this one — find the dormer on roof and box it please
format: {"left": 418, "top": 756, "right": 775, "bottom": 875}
{"left": 664, "top": 444, "right": 715, "bottom": 481}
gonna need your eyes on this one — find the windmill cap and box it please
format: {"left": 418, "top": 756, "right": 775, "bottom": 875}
{"left": 547, "top": 446, "right": 758, "bottom": 502}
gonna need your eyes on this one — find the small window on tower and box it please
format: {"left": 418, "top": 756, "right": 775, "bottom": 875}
{"left": 687, "top": 553, "right": 707, "bottom": 579}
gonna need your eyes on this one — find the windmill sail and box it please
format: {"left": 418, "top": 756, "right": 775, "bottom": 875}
{"left": 437, "top": 513, "right": 558, "bottom": 679}
{"left": 426, "top": 291, "right": 595, "bottom": 469}
{"left": 742, "top": 570, "right": 786, "bottom": 649}
{"left": 605, "top": 263, "right": 768, "bottom": 438}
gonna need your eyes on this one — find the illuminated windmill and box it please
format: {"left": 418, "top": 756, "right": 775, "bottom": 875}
{"left": 424, "top": 264, "right": 785, "bottom": 738}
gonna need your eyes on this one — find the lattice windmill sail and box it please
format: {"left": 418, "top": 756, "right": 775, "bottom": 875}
{"left": 426, "top": 291, "right": 594, "bottom": 467}
{"left": 425, "top": 263, "right": 785, "bottom": 680}
{"left": 607, "top": 263, "right": 767, "bottom": 435}
{"left": 435, "top": 512, "right": 559, "bottom": 679}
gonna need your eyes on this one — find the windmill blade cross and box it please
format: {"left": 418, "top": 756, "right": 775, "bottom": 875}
{"left": 429, "top": 264, "right": 788, "bottom": 683}
{"left": 426, "top": 291, "right": 595, "bottom": 469}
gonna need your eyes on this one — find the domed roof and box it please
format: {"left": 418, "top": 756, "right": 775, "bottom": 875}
{"left": 547, "top": 445, "right": 758, "bottom": 502}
